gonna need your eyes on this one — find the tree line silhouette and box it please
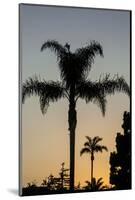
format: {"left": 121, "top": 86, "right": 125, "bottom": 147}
{"left": 110, "top": 111, "right": 131, "bottom": 190}
{"left": 22, "top": 40, "right": 130, "bottom": 195}
{"left": 22, "top": 161, "right": 107, "bottom": 195}
{"left": 22, "top": 111, "right": 131, "bottom": 195}
{"left": 23, "top": 111, "right": 131, "bottom": 195}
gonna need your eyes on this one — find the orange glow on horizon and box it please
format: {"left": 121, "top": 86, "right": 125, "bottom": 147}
{"left": 22, "top": 94, "right": 129, "bottom": 188}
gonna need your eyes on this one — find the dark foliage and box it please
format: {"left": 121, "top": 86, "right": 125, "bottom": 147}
{"left": 22, "top": 163, "right": 70, "bottom": 196}
{"left": 109, "top": 111, "right": 131, "bottom": 189}
{"left": 83, "top": 177, "right": 106, "bottom": 191}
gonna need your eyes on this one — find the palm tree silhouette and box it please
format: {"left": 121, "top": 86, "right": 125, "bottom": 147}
{"left": 22, "top": 40, "right": 130, "bottom": 191}
{"left": 80, "top": 136, "right": 108, "bottom": 183}
{"left": 84, "top": 177, "right": 106, "bottom": 191}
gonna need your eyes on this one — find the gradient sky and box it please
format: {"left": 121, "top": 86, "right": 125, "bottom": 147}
{"left": 20, "top": 4, "right": 130, "bottom": 187}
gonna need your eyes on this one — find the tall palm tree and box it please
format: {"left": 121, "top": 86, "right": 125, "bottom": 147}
{"left": 80, "top": 136, "right": 108, "bottom": 183}
{"left": 22, "top": 40, "right": 130, "bottom": 191}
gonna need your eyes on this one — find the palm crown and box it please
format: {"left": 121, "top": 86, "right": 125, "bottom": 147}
{"left": 23, "top": 40, "right": 129, "bottom": 115}
{"left": 80, "top": 136, "right": 108, "bottom": 159}
{"left": 22, "top": 40, "right": 130, "bottom": 190}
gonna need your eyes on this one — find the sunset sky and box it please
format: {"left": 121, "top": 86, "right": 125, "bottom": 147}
{"left": 20, "top": 4, "right": 130, "bottom": 187}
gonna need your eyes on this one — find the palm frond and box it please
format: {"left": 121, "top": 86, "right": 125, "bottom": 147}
{"left": 97, "top": 177, "right": 103, "bottom": 184}
{"left": 80, "top": 147, "right": 90, "bottom": 156}
{"left": 41, "top": 40, "right": 66, "bottom": 59}
{"left": 97, "top": 74, "right": 130, "bottom": 97}
{"left": 76, "top": 74, "right": 130, "bottom": 115}
{"left": 76, "top": 80, "right": 100, "bottom": 101}
{"left": 76, "top": 80, "right": 107, "bottom": 116}
{"left": 92, "top": 94, "right": 107, "bottom": 116}
{"left": 94, "top": 145, "right": 108, "bottom": 152}
{"left": 85, "top": 136, "right": 92, "bottom": 145}
{"left": 22, "top": 77, "right": 65, "bottom": 114}
{"left": 75, "top": 41, "right": 103, "bottom": 78}
{"left": 93, "top": 136, "right": 103, "bottom": 145}
{"left": 22, "top": 77, "right": 42, "bottom": 103}
{"left": 84, "top": 141, "right": 90, "bottom": 148}
{"left": 101, "top": 145, "right": 108, "bottom": 152}
{"left": 84, "top": 177, "right": 105, "bottom": 191}
{"left": 96, "top": 178, "right": 104, "bottom": 189}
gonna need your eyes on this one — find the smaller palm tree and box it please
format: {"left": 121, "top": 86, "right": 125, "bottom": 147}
{"left": 80, "top": 136, "right": 108, "bottom": 183}
{"left": 84, "top": 177, "right": 106, "bottom": 191}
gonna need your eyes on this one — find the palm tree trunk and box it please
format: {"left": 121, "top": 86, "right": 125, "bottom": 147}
{"left": 68, "top": 85, "right": 77, "bottom": 191}
{"left": 91, "top": 154, "right": 94, "bottom": 183}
